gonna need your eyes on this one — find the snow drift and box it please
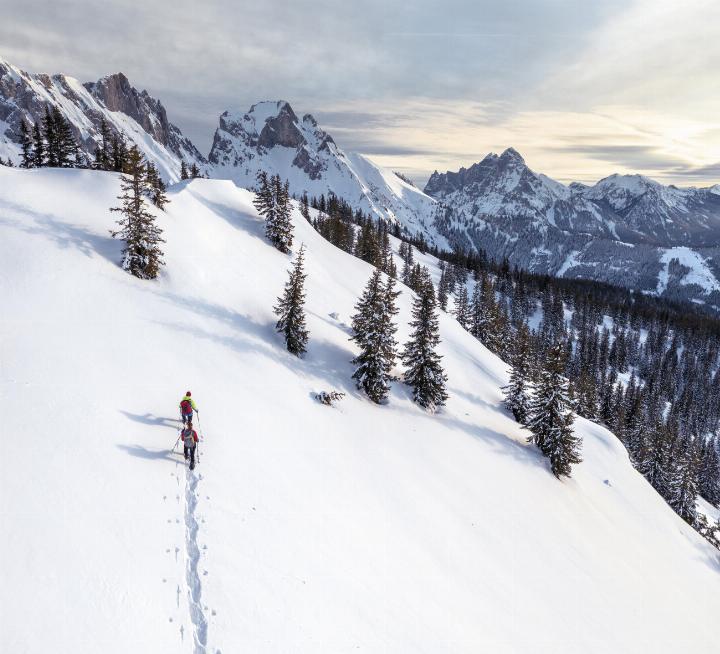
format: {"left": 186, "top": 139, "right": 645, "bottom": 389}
{"left": 1, "top": 166, "right": 719, "bottom": 653}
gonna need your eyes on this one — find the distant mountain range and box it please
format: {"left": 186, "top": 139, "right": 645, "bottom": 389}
{"left": 1, "top": 58, "right": 719, "bottom": 309}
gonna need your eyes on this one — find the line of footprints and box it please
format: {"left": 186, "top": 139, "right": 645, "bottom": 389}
{"left": 162, "top": 463, "right": 220, "bottom": 654}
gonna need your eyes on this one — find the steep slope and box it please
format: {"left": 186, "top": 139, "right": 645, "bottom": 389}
{"left": 0, "top": 58, "right": 205, "bottom": 180}
{"left": 208, "top": 100, "right": 442, "bottom": 241}
{"left": 425, "top": 150, "right": 720, "bottom": 308}
{"left": 2, "top": 167, "right": 720, "bottom": 653}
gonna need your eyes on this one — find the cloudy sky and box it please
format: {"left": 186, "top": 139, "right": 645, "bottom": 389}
{"left": 2, "top": 0, "right": 719, "bottom": 186}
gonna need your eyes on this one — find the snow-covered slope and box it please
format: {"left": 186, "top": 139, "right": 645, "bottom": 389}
{"left": 208, "top": 100, "right": 442, "bottom": 241}
{"left": 0, "top": 58, "right": 206, "bottom": 180}
{"left": 2, "top": 168, "right": 720, "bottom": 653}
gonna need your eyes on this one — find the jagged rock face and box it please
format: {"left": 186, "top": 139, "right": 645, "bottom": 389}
{"left": 84, "top": 73, "right": 205, "bottom": 165}
{"left": 208, "top": 101, "right": 337, "bottom": 180}
{"left": 256, "top": 102, "right": 304, "bottom": 149}
{"left": 424, "top": 149, "right": 720, "bottom": 309}
{"left": 0, "top": 59, "right": 205, "bottom": 180}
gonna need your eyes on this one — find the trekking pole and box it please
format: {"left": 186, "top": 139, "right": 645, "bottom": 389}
{"left": 172, "top": 419, "right": 183, "bottom": 453}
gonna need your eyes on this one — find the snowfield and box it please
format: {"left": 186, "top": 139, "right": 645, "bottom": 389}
{"left": 1, "top": 167, "right": 719, "bottom": 653}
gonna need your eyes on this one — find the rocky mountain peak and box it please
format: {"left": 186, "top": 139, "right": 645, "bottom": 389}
{"left": 499, "top": 147, "right": 525, "bottom": 165}
{"left": 255, "top": 101, "right": 306, "bottom": 150}
{"left": 0, "top": 58, "right": 205, "bottom": 178}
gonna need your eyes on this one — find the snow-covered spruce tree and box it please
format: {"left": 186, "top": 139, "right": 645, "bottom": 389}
{"left": 525, "top": 341, "right": 582, "bottom": 478}
{"left": 31, "top": 121, "right": 44, "bottom": 167}
{"left": 110, "top": 145, "right": 165, "bottom": 280}
{"left": 145, "top": 162, "right": 169, "bottom": 210}
{"left": 503, "top": 323, "right": 532, "bottom": 423}
{"left": 180, "top": 160, "right": 188, "bottom": 180}
{"left": 698, "top": 437, "right": 720, "bottom": 506}
{"left": 269, "top": 175, "right": 293, "bottom": 253}
{"left": 19, "top": 119, "right": 33, "bottom": 168}
{"left": 635, "top": 421, "right": 674, "bottom": 498}
{"left": 437, "top": 265, "right": 450, "bottom": 311}
{"left": 401, "top": 267, "right": 448, "bottom": 411}
{"left": 453, "top": 285, "right": 471, "bottom": 330}
{"left": 350, "top": 270, "right": 400, "bottom": 403}
{"left": 300, "top": 192, "right": 311, "bottom": 221}
{"left": 469, "top": 279, "right": 485, "bottom": 339}
{"left": 255, "top": 172, "right": 294, "bottom": 253}
{"left": 53, "top": 107, "right": 78, "bottom": 167}
{"left": 400, "top": 242, "right": 414, "bottom": 285}
{"left": 575, "top": 369, "right": 600, "bottom": 421}
{"left": 274, "top": 244, "right": 309, "bottom": 356}
{"left": 253, "top": 170, "right": 274, "bottom": 219}
{"left": 111, "top": 133, "right": 128, "bottom": 172}
{"left": 94, "top": 117, "right": 112, "bottom": 171}
{"left": 407, "top": 262, "right": 425, "bottom": 294}
{"left": 667, "top": 435, "right": 701, "bottom": 525}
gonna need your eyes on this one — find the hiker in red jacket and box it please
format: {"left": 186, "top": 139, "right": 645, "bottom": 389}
{"left": 181, "top": 420, "right": 200, "bottom": 470}
{"left": 179, "top": 391, "right": 198, "bottom": 426}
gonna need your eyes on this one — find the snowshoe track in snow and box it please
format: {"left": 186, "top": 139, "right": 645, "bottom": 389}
{"left": 184, "top": 470, "right": 208, "bottom": 653}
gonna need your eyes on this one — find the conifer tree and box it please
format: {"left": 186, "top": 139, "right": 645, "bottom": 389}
{"left": 437, "top": 265, "right": 450, "bottom": 311}
{"left": 525, "top": 341, "right": 582, "bottom": 478}
{"left": 32, "top": 121, "right": 44, "bottom": 167}
{"left": 268, "top": 175, "right": 293, "bottom": 253}
{"left": 180, "top": 160, "right": 188, "bottom": 180}
{"left": 469, "top": 279, "right": 485, "bottom": 338}
{"left": 401, "top": 243, "right": 414, "bottom": 285}
{"left": 19, "top": 119, "right": 33, "bottom": 168}
{"left": 355, "top": 221, "right": 381, "bottom": 267}
{"left": 110, "top": 146, "right": 165, "bottom": 279}
{"left": 190, "top": 162, "right": 200, "bottom": 179}
{"left": 401, "top": 267, "right": 448, "bottom": 411}
{"left": 387, "top": 256, "right": 398, "bottom": 279}
{"left": 94, "top": 117, "right": 112, "bottom": 170}
{"left": 575, "top": 370, "right": 600, "bottom": 420}
{"left": 698, "top": 437, "right": 720, "bottom": 506}
{"left": 350, "top": 271, "right": 400, "bottom": 403}
{"left": 503, "top": 323, "right": 532, "bottom": 423}
{"left": 274, "top": 244, "right": 309, "bottom": 356}
{"left": 52, "top": 107, "right": 77, "bottom": 167}
{"left": 254, "top": 173, "right": 294, "bottom": 253}
{"left": 300, "top": 192, "right": 311, "bottom": 221}
{"left": 635, "top": 421, "right": 674, "bottom": 497}
{"left": 43, "top": 106, "right": 58, "bottom": 167}
{"left": 453, "top": 285, "right": 471, "bottom": 330}
{"left": 667, "top": 435, "right": 701, "bottom": 525}
{"left": 111, "top": 133, "right": 128, "bottom": 172}
{"left": 145, "top": 162, "right": 169, "bottom": 210}
{"left": 253, "top": 170, "right": 274, "bottom": 219}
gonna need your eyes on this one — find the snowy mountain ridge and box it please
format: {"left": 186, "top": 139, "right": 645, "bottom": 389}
{"left": 0, "top": 58, "right": 206, "bottom": 181}
{"left": 207, "top": 99, "right": 440, "bottom": 238}
{"left": 425, "top": 149, "right": 720, "bottom": 308}
{"left": 2, "top": 164, "right": 720, "bottom": 652}
{"left": 2, "top": 57, "right": 720, "bottom": 307}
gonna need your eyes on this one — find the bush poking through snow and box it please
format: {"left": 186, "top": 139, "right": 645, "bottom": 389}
{"left": 315, "top": 391, "right": 345, "bottom": 406}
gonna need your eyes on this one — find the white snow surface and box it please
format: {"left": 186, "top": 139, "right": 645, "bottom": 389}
{"left": 2, "top": 167, "right": 720, "bottom": 653}
{"left": 656, "top": 246, "right": 720, "bottom": 295}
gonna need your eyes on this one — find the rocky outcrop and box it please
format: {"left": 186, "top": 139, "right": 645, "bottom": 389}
{"left": 0, "top": 59, "right": 205, "bottom": 180}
